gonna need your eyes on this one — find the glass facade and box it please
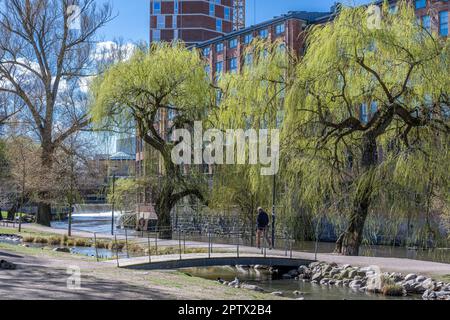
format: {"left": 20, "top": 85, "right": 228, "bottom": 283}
{"left": 440, "top": 11, "right": 448, "bottom": 36}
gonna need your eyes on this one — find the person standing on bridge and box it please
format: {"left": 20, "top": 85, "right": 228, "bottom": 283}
{"left": 256, "top": 207, "right": 272, "bottom": 249}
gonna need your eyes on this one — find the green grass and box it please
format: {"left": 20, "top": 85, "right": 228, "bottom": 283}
{"left": 0, "top": 211, "right": 28, "bottom": 219}
{"left": 0, "top": 242, "right": 283, "bottom": 300}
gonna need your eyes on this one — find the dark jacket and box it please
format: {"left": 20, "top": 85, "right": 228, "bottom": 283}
{"left": 257, "top": 210, "right": 270, "bottom": 229}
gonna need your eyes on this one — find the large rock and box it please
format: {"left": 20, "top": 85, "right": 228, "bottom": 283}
{"left": 311, "top": 272, "right": 323, "bottom": 282}
{"left": 421, "top": 278, "right": 436, "bottom": 291}
{"left": 254, "top": 265, "right": 269, "bottom": 270}
{"left": 53, "top": 247, "right": 71, "bottom": 253}
{"left": 415, "top": 275, "right": 426, "bottom": 283}
{"left": 402, "top": 279, "right": 426, "bottom": 294}
{"left": 349, "top": 280, "right": 363, "bottom": 290}
{"left": 330, "top": 267, "right": 341, "bottom": 277}
{"left": 241, "top": 284, "right": 265, "bottom": 292}
{"left": 270, "top": 291, "right": 283, "bottom": 296}
{"left": 348, "top": 269, "right": 358, "bottom": 279}
{"left": 298, "top": 265, "right": 309, "bottom": 274}
{"left": 404, "top": 274, "right": 417, "bottom": 282}
{"left": 0, "top": 260, "right": 16, "bottom": 270}
{"left": 322, "top": 264, "right": 332, "bottom": 273}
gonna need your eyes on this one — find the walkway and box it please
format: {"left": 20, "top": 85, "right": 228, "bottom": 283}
{"left": 4, "top": 224, "right": 450, "bottom": 276}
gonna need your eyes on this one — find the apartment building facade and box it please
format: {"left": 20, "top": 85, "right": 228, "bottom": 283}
{"left": 149, "top": 0, "right": 235, "bottom": 45}
{"left": 197, "top": 0, "right": 448, "bottom": 82}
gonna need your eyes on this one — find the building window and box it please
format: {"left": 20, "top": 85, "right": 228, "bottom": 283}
{"left": 216, "top": 42, "right": 224, "bottom": 53}
{"left": 203, "top": 47, "right": 211, "bottom": 56}
{"left": 153, "top": 1, "right": 161, "bottom": 14}
{"left": 229, "top": 38, "right": 238, "bottom": 49}
{"left": 244, "top": 53, "right": 253, "bottom": 66}
{"left": 243, "top": 33, "right": 253, "bottom": 44}
{"left": 152, "top": 29, "right": 161, "bottom": 42}
{"left": 275, "top": 23, "right": 285, "bottom": 35}
{"left": 259, "top": 29, "right": 268, "bottom": 38}
{"left": 415, "top": 0, "right": 426, "bottom": 9}
{"left": 216, "top": 19, "right": 222, "bottom": 32}
{"left": 174, "top": 1, "right": 179, "bottom": 14}
{"left": 224, "top": 7, "right": 230, "bottom": 20}
{"left": 422, "top": 15, "right": 431, "bottom": 32}
{"left": 216, "top": 61, "right": 223, "bottom": 75}
{"left": 209, "top": 3, "right": 215, "bottom": 16}
{"left": 215, "top": 0, "right": 221, "bottom": 4}
{"left": 157, "top": 15, "right": 165, "bottom": 29}
{"left": 389, "top": 4, "right": 397, "bottom": 14}
{"left": 230, "top": 57, "right": 238, "bottom": 73}
{"left": 360, "top": 104, "right": 368, "bottom": 124}
{"left": 172, "top": 15, "right": 177, "bottom": 29}
{"left": 440, "top": 11, "right": 448, "bottom": 36}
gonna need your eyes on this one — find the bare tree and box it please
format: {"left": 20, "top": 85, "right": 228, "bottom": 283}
{"left": 0, "top": 0, "right": 112, "bottom": 225}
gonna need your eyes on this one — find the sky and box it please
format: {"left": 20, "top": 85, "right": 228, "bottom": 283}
{"left": 98, "top": 0, "right": 375, "bottom": 43}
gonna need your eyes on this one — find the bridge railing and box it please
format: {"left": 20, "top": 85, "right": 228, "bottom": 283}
{"left": 106, "top": 226, "right": 296, "bottom": 267}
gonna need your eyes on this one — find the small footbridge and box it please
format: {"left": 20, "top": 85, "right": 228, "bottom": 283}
{"left": 109, "top": 252, "right": 314, "bottom": 270}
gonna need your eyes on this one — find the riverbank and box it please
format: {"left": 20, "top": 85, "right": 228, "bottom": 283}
{"left": 2, "top": 224, "right": 450, "bottom": 279}
{"left": 0, "top": 243, "right": 283, "bottom": 300}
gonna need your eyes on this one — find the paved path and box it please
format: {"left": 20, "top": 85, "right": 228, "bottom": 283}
{"left": 4, "top": 224, "right": 450, "bottom": 277}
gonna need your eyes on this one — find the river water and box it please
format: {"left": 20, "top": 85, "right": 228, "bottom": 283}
{"left": 179, "top": 266, "right": 419, "bottom": 300}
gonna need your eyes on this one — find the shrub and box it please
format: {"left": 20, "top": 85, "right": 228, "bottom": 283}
{"left": 74, "top": 238, "right": 90, "bottom": 247}
{"left": 48, "top": 236, "right": 61, "bottom": 245}
{"left": 34, "top": 237, "right": 48, "bottom": 244}
{"left": 382, "top": 284, "right": 404, "bottom": 296}
{"left": 23, "top": 236, "right": 35, "bottom": 243}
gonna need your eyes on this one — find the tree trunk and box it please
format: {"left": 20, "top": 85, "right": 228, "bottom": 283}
{"left": 7, "top": 201, "right": 18, "bottom": 221}
{"left": 36, "top": 145, "right": 53, "bottom": 226}
{"left": 156, "top": 202, "right": 172, "bottom": 239}
{"left": 155, "top": 184, "right": 174, "bottom": 239}
{"left": 335, "top": 134, "right": 378, "bottom": 256}
{"left": 36, "top": 202, "right": 52, "bottom": 226}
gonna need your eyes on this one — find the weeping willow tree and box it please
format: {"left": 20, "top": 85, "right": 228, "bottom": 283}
{"left": 91, "top": 43, "right": 212, "bottom": 238}
{"left": 208, "top": 39, "right": 294, "bottom": 236}
{"left": 284, "top": 2, "right": 449, "bottom": 255}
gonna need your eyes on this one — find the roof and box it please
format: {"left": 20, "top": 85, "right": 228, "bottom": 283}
{"left": 109, "top": 151, "right": 135, "bottom": 161}
{"left": 194, "top": 10, "right": 331, "bottom": 48}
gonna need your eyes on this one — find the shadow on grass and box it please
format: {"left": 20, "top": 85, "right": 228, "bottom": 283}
{"left": 0, "top": 261, "right": 174, "bottom": 300}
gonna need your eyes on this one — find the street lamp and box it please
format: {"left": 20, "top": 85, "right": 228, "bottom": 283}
{"left": 111, "top": 173, "right": 116, "bottom": 235}
{"left": 271, "top": 173, "right": 276, "bottom": 248}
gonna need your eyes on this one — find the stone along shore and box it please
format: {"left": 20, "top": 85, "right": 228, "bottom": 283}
{"left": 220, "top": 262, "right": 450, "bottom": 300}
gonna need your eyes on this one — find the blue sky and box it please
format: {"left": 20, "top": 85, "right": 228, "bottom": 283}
{"left": 98, "top": 0, "right": 374, "bottom": 43}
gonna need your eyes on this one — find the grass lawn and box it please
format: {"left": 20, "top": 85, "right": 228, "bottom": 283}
{"left": 0, "top": 241, "right": 282, "bottom": 300}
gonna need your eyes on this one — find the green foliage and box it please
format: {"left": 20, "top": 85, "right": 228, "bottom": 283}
{"left": 281, "top": 2, "right": 449, "bottom": 242}
{"left": 91, "top": 43, "right": 213, "bottom": 230}
{"left": 106, "top": 178, "right": 145, "bottom": 212}
{"left": 208, "top": 40, "right": 290, "bottom": 228}
{"left": 91, "top": 42, "right": 211, "bottom": 134}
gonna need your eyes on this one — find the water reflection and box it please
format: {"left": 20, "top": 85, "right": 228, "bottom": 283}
{"left": 180, "top": 266, "right": 419, "bottom": 300}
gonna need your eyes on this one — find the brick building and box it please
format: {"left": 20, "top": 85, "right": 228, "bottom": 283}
{"left": 149, "top": 0, "right": 235, "bottom": 45}
{"left": 196, "top": 0, "right": 448, "bottom": 80}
